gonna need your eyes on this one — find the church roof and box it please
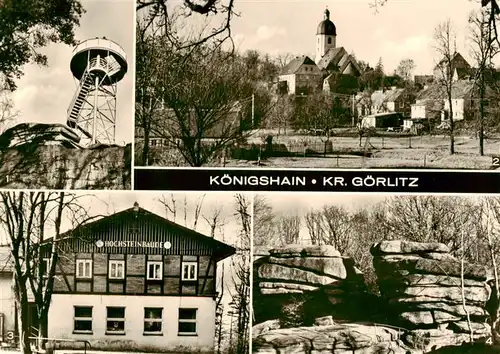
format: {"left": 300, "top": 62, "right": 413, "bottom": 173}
{"left": 280, "top": 55, "right": 318, "bottom": 75}
{"left": 317, "top": 47, "right": 346, "bottom": 70}
{"left": 317, "top": 47, "right": 361, "bottom": 75}
{"left": 317, "top": 8, "right": 336, "bottom": 35}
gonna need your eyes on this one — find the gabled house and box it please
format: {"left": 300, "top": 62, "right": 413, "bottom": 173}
{"left": 0, "top": 204, "right": 236, "bottom": 352}
{"left": 409, "top": 81, "right": 480, "bottom": 127}
{"left": 278, "top": 56, "right": 323, "bottom": 95}
{"left": 356, "top": 87, "right": 415, "bottom": 118}
{"left": 433, "top": 52, "right": 471, "bottom": 82}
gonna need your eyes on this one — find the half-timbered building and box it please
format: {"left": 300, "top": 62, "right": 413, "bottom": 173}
{"left": 43, "top": 202, "right": 235, "bottom": 352}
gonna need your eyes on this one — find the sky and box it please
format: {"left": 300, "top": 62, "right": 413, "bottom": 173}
{"left": 10, "top": 0, "right": 134, "bottom": 145}
{"left": 0, "top": 191, "right": 249, "bottom": 248}
{"left": 229, "top": 0, "right": 482, "bottom": 75}
{"left": 258, "top": 193, "right": 485, "bottom": 243}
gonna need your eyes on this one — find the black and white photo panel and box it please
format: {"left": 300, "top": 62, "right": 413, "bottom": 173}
{"left": 135, "top": 0, "right": 500, "bottom": 171}
{"left": 0, "top": 0, "right": 134, "bottom": 189}
{"left": 252, "top": 193, "right": 499, "bottom": 353}
{"left": 0, "top": 191, "right": 250, "bottom": 354}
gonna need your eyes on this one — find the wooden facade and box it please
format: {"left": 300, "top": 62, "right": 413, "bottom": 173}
{"left": 46, "top": 205, "right": 235, "bottom": 298}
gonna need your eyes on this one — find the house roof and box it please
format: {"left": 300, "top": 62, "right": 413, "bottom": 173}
{"left": 383, "top": 88, "right": 406, "bottom": 102}
{"left": 280, "top": 56, "right": 317, "bottom": 75}
{"left": 51, "top": 205, "right": 236, "bottom": 262}
{"left": 416, "top": 81, "right": 475, "bottom": 100}
{"left": 0, "top": 246, "right": 13, "bottom": 273}
{"left": 369, "top": 88, "right": 407, "bottom": 106}
{"left": 436, "top": 52, "right": 471, "bottom": 70}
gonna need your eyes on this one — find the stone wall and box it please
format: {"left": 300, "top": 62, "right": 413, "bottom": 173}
{"left": 0, "top": 144, "right": 131, "bottom": 189}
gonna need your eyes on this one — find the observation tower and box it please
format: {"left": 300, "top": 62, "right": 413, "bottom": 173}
{"left": 66, "top": 37, "right": 128, "bottom": 146}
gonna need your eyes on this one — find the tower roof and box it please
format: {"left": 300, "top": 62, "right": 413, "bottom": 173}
{"left": 317, "top": 7, "right": 336, "bottom": 36}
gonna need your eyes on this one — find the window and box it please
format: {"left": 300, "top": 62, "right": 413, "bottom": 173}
{"left": 144, "top": 308, "right": 162, "bottom": 334}
{"left": 147, "top": 261, "right": 163, "bottom": 280}
{"left": 74, "top": 306, "right": 92, "bottom": 333}
{"left": 76, "top": 260, "right": 92, "bottom": 279}
{"left": 178, "top": 308, "right": 197, "bottom": 335}
{"left": 182, "top": 262, "right": 198, "bottom": 281}
{"left": 109, "top": 260, "right": 125, "bottom": 279}
{"left": 328, "top": 37, "right": 332, "bottom": 44}
{"left": 41, "top": 258, "right": 50, "bottom": 277}
{"left": 106, "top": 307, "right": 125, "bottom": 334}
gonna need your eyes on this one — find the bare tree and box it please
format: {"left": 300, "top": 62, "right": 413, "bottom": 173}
{"left": 203, "top": 205, "right": 226, "bottom": 238}
{"left": 382, "top": 196, "right": 478, "bottom": 254}
{"left": 228, "top": 194, "right": 250, "bottom": 354}
{"left": 158, "top": 194, "right": 177, "bottom": 222}
{"left": 0, "top": 90, "right": 18, "bottom": 135}
{"left": 469, "top": 7, "right": 500, "bottom": 155}
{"left": 252, "top": 195, "right": 278, "bottom": 247}
{"left": 278, "top": 214, "right": 301, "bottom": 245}
{"left": 320, "top": 205, "right": 352, "bottom": 254}
{"left": 136, "top": 0, "right": 236, "bottom": 51}
{"left": 0, "top": 192, "right": 93, "bottom": 354}
{"left": 275, "top": 53, "right": 295, "bottom": 70}
{"left": 152, "top": 44, "right": 249, "bottom": 166}
{"left": 395, "top": 58, "right": 416, "bottom": 83}
{"left": 482, "top": 197, "right": 500, "bottom": 343}
{"left": 305, "top": 211, "right": 324, "bottom": 246}
{"left": 434, "top": 19, "right": 458, "bottom": 154}
{"left": 135, "top": 18, "right": 172, "bottom": 166}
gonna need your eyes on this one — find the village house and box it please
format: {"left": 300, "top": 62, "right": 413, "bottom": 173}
{"left": 356, "top": 87, "right": 415, "bottom": 119}
{"left": 278, "top": 56, "right": 323, "bottom": 95}
{"left": 0, "top": 203, "right": 236, "bottom": 352}
{"left": 406, "top": 81, "right": 478, "bottom": 130}
{"left": 433, "top": 52, "right": 472, "bottom": 82}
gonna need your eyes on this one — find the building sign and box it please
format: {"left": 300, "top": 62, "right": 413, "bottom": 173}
{"left": 96, "top": 240, "right": 172, "bottom": 249}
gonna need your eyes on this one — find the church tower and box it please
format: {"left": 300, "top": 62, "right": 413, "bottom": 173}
{"left": 315, "top": 7, "right": 337, "bottom": 64}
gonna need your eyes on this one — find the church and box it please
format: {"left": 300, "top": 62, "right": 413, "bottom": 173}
{"left": 278, "top": 8, "right": 361, "bottom": 95}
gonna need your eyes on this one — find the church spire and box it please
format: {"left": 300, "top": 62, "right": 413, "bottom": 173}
{"left": 324, "top": 7, "right": 330, "bottom": 20}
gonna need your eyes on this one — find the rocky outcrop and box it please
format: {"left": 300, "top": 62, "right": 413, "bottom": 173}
{"left": 253, "top": 323, "right": 420, "bottom": 354}
{"left": 372, "top": 240, "right": 493, "bottom": 349}
{"left": 0, "top": 143, "right": 131, "bottom": 189}
{"left": 257, "top": 245, "right": 366, "bottom": 304}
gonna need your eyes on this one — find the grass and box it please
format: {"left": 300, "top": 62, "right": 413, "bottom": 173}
{"left": 226, "top": 132, "right": 500, "bottom": 169}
